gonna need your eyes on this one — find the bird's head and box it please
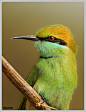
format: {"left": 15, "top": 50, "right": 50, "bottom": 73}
{"left": 12, "top": 24, "right": 77, "bottom": 58}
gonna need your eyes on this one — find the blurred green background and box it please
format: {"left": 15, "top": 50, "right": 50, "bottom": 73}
{"left": 2, "top": 2, "right": 84, "bottom": 110}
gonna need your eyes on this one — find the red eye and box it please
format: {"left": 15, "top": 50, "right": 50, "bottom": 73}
{"left": 49, "top": 36, "right": 54, "bottom": 41}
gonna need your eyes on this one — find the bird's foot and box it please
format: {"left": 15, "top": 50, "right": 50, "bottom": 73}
{"left": 36, "top": 93, "right": 57, "bottom": 110}
{"left": 39, "top": 94, "right": 46, "bottom": 104}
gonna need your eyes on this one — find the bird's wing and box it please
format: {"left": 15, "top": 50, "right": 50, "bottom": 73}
{"left": 18, "top": 66, "right": 39, "bottom": 110}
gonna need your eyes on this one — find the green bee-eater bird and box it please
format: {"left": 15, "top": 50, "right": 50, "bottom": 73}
{"left": 13, "top": 24, "right": 77, "bottom": 110}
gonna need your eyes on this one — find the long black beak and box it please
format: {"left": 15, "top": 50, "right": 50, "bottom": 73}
{"left": 11, "top": 35, "right": 39, "bottom": 41}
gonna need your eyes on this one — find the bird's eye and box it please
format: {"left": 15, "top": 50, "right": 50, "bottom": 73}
{"left": 49, "top": 36, "right": 55, "bottom": 41}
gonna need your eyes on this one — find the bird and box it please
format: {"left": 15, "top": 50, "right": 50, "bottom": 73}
{"left": 12, "top": 24, "right": 77, "bottom": 110}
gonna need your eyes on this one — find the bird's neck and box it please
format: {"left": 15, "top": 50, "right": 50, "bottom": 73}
{"left": 38, "top": 48, "right": 76, "bottom": 65}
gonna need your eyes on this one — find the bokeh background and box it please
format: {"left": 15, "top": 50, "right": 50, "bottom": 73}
{"left": 2, "top": 2, "right": 84, "bottom": 110}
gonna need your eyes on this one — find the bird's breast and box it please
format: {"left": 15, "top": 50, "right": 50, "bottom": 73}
{"left": 32, "top": 57, "right": 77, "bottom": 109}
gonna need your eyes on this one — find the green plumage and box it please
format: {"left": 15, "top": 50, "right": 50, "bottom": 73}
{"left": 17, "top": 24, "right": 77, "bottom": 110}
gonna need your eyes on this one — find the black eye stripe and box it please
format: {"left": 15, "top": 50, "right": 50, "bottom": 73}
{"left": 57, "top": 39, "right": 67, "bottom": 45}
{"left": 36, "top": 36, "right": 67, "bottom": 46}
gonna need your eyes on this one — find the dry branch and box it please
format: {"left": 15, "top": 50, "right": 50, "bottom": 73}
{"left": 2, "top": 56, "right": 57, "bottom": 110}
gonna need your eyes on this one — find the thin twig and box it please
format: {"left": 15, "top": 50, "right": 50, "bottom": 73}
{"left": 2, "top": 56, "right": 57, "bottom": 110}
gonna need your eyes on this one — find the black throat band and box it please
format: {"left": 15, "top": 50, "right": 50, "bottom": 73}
{"left": 40, "top": 56, "right": 58, "bottom": 59}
